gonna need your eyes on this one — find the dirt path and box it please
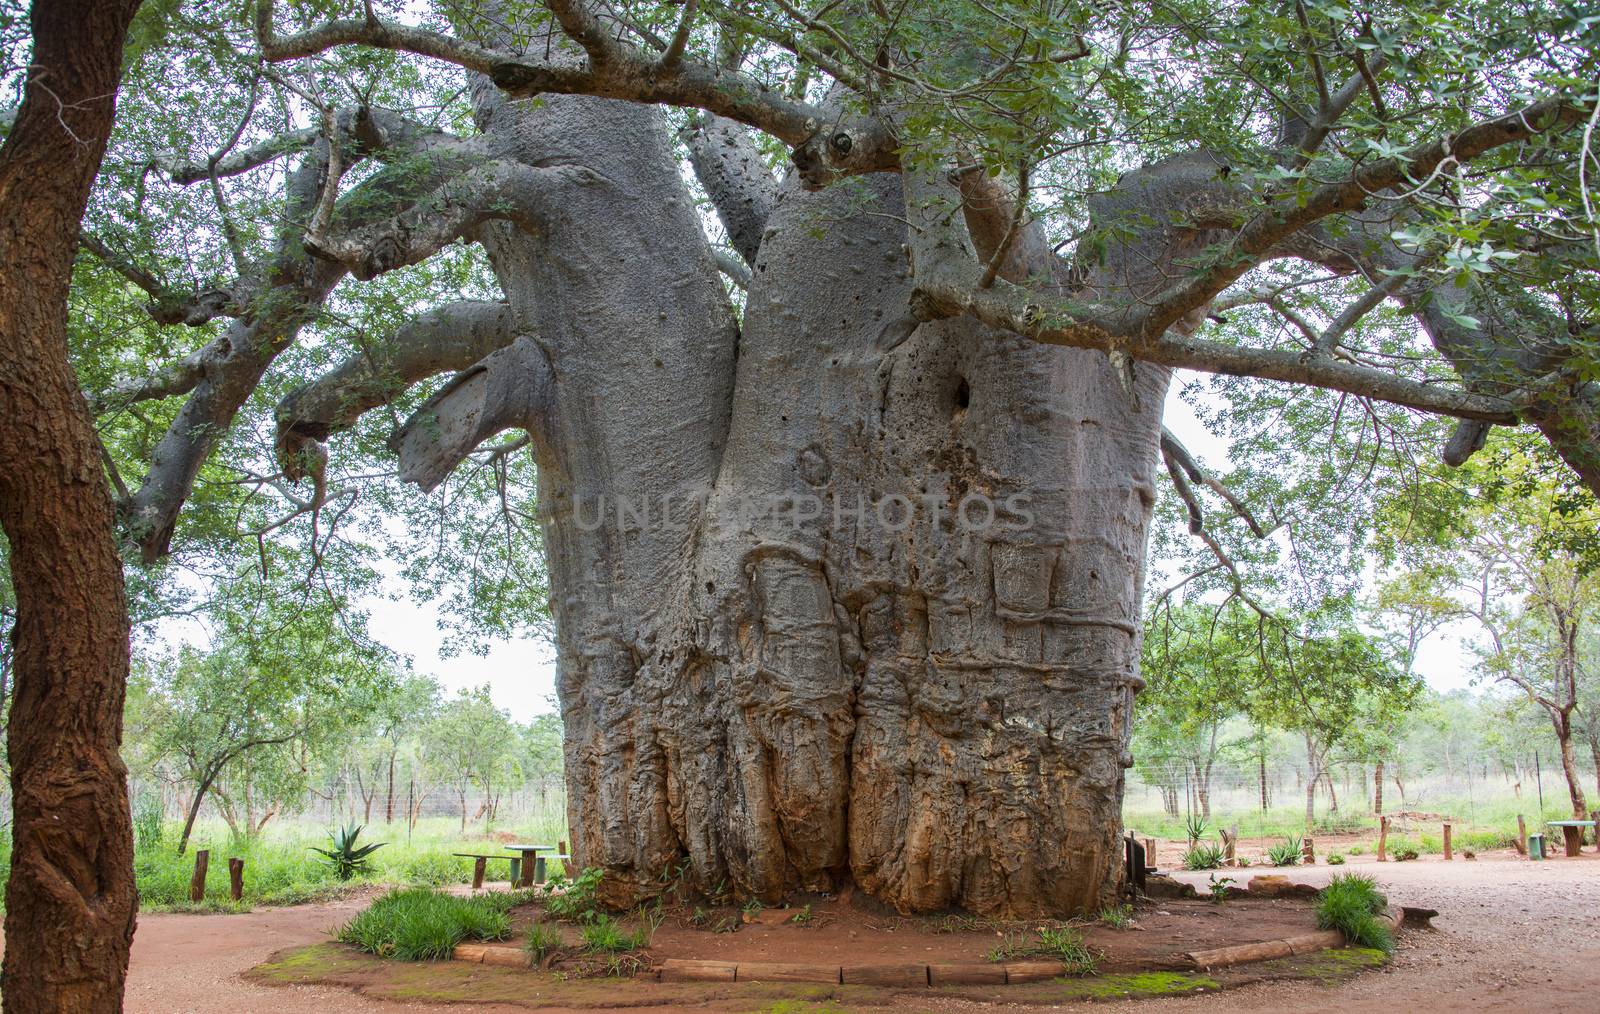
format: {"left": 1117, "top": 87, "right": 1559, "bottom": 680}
{"left": 112, "top": 855, "right": 1599, "bottom": 1012}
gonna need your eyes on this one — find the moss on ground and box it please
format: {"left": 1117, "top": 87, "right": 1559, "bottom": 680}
{"left": 1262, "top": 946, "right": 1389, "bottom": 984}
{"left": 1070, "top": 971, "right": 1222, "bottom": 999}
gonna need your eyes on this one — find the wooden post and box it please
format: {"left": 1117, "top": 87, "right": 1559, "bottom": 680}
{"left": 1442, "top": 823, "right": 1452, "bottom": 861}
{"left": 1376, "top": 817, "right": 1389, "bottom": 862}
{"left": 517, "top": 848, "right": 536, "bottom": 888}
{"left": 189, "top": 849, "right": 209, "bottom": 903}
{"left": 1143, "top": 838, "right": 1156, "bottom": 867}
{"left": 228, "top": 857, "right": 244, "bottom": 901}
{"left": 1515, "top": 814, "right": 1528, "bottom": 856}
{"left": 472, "top": 856, "right": 487, "bottom": 890}
{"left": 1301, "top": 836, "right": 1315, "bottom": 865}
{"left": 1591, "top": 811, "right": 1599, "bottom": 851}
{"left": 1220, "top": 827, "right": 1235, "bottom": 867}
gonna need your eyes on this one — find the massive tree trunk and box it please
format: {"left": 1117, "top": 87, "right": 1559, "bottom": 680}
{"left": 284, "top": 38, "right": 1185, "bottom": 918}
{"left": 0, "top": 1, "right": 142, "bottom": 1009}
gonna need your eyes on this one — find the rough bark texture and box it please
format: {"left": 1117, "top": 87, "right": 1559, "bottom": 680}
{"left": 0, "top": 1, "right": 142, "bottom": 1009}
{"left": 355, "top": 88, "right": 1168, "bottom": 916}
{"left": 269, "top": 19, "right": 1218, "bottom": 919}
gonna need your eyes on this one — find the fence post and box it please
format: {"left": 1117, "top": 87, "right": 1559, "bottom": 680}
{"left": 1376, "top": 817, "right": 1389, "bottom": 862}
{"left": 189, "top": 849, "right": 209, "bottom": 903}
{"left": 228, "top": 857, "right": 244, "bottom": 901}
{"left": 1515, "top": 814, "right": 1528, "bottom": 856}
{"left": 1442, "top": 823, "right": 1452, "bottom": 861}
{"left": 1301, "top": 836, "right": 1315, "bottom": 865}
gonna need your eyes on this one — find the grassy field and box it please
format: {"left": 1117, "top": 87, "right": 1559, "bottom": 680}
{"left": 1123, "top": 782, "right": 1552, "bottom": 858}
{"left": 118, "top": 808, "right": 570, "bottom": 912}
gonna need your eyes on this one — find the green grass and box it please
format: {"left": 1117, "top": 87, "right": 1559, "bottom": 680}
{"left": 987, "top": 927, "right": 1099, "bottom": 974}
{"left": 579, "top": 914, "right": 652, "bottom": 953}
{"left": 523, "top": 921, "right": 566, "bottom": 964}
{"left": 1267, "top": 836, "right": 1302, "bottom": 866}
{"left": 1315, "top": 873, "right": 1393, "bottom": 954}
{"left": 120, "top": 815, "right": 568, "bottom": 912}
{"left": 336, "top": 887, "right": 522, "bottom": 960}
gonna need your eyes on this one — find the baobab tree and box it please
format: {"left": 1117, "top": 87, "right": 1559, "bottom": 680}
{"left": 66, "top": 0, "right": 1600, "bottom": 921}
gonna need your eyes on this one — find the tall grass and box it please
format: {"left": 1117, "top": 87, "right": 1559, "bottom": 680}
{"left": 337, "top": 887, "right": 522, "bottom": 960}
{"left": 1315, "top": 873, "right": 1393, "bottom": 953}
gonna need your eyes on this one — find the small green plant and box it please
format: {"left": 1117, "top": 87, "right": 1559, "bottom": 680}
{"left": 523, "top": 922, "right": 565, "bottom": 965}
{"left": 687, "top": 906, "right": 711, "bottom": 928}
{"left": 986, "top": 930, "right": 1033, "bottom": 962}
{"left": 580, "top": 915, "right": 651, "bottom": 953}
{"left": 1236, "top": 856, "right": 1252, "bottom": 868}
{"left": 1347, "top": 845, "right": 1365, "bottom": 856}
{"left": 1327, "top": 852, "right": 1346, "bottom": 865}
{"left": 337, "top": 887, "right": 511, "bottom": 961}
{"left": 1097, "top": 904, "right": 1132, "bottom": 929}
{"left": 1182, "top": 842, "right": 1224, "bottom": 870}
{"left": 1394, "top": 847, "right": 1419, "bottom": 861}
{"left": 1037, "top": 926, "right": 1100, "bottom": 975}
{"left": 790, "top": 903, "right": 813, "bottom": 925}
{"left": 1183, "top": 813, "right": 1209, "bottom": 844}
{"left": 1268, "top": 836, "right": 1303, "bottom": 867}
{"left": 1206, "top": 873, "right": 1237, "bottom": 904}
{"left": 544, "top": 866, "right": 605, "bottom": 923}
{"left": 741, "top": 897, "right": 764, "bottom": 916}
{"left": 1316, "top": 873, "right": 1392, "bottom": 953}
{"left": 310, "top": 823, "right": 386, "bottom": 881}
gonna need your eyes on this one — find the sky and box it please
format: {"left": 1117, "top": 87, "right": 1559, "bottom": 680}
{"left": 357, "top": 372, "right": 1480, "bottom": 723}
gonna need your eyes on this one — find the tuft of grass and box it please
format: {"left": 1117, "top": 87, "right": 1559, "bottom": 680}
{"left": 987, "top": 927, "right": 1100, "bottom": 975}
{"left": 580, "top": 914, "right": 651, "bottom": 953}
{"left": 1327, "top": 852, "right": 1345, "bottom": 865}
{"left": 336, "top": 887, "right": 514, "bottom": 961}
{"left": 1315, "top": 873, "right": 1393, "bottom": 954}
{"left": 523, "top": 921, "right": 566, "bottom": 964}
{"left": 1182, "top": 842, "right": 1224, "bottom": 870}
{"left": 1267, "top": 836, "right": 1302, "bottom": 867}
{"left": 1097, "top": 904, "right": 1132, "bottom": 929}
{"left": 1037, "top": 926, "right": 1100, "bottom": 976}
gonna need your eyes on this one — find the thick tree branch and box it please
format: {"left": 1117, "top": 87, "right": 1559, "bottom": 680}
{"left": 901, "top": 168, "right": 1520, "bottom": 423}
{"left": 389, "top": 336, "right": 555, "bottom": 492}
{"left": 256, "top": 0, "right": 899, "bottom": 187}
{"left": 684, "top": 113, "right": 782, "bottom": 265}
{"left": 305, "top": 159, "right": 600, "bottom": 280}
{"left": 275, "top": 299, "right": 517, "bottom": 480}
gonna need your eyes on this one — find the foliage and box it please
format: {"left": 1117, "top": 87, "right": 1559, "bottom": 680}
{"left": 1316, "top": 874, "right": 1393, "bottom": 954}
{"left": 310, "top": 823, "right": 387, "bottom": 881}
{"left": 1327, "top": 853, "right": 1345, "bottom": 866}
{"left": 543, "top": 866, "right": 605, "bottom": 924}
{"left": 1267, "top": 837, "right": 1303, "bottom": 867}
{"left": 579, "top": 914, "right": 651, "bottom": 954}
{"left": 523, "top": 922, "right": 565, "bottom": 964}
{"left": 336, "top": 887, "right": 514, "bottom": 960}
{"left": 1206, "top": 874, "right": 1236, "bottom": 904}
{"left": 1098, "top": 904, "right": 1132, "bottom": 929}
{"left": 1036, "top": 926, "right": 1100, "bottom": 976}
{"left": 1182, "top": 842, "right": 1224, "bottom": 870}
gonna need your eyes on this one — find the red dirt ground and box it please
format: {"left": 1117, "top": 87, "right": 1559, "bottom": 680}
{"left": 553, "top": 895, "right": 1319, "bottom": 970}
{"left": 7, "top": 847, "right": 1592, "bottom": 1012}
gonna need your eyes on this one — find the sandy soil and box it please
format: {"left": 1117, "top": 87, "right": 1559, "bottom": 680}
{"left": 102, "top": 852, "right": 1600, "bottom": 1012}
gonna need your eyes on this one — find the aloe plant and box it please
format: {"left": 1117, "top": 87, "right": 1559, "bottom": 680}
{"left": 311, "top": 823, "right": 387, "bottom": 881}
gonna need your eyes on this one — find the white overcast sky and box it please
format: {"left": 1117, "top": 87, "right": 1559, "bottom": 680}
{"left": 358, "top": 373, "right": 1478, "bottom": 722}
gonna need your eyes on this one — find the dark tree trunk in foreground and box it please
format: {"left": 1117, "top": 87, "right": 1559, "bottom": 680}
{"left": 0, "top": 0, "right": 142, "bottom": 1009}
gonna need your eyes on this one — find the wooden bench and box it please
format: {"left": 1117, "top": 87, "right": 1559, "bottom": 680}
{"left": 1546, "top": 820, "right": 1597, "bottom": 857}
{"left": 452, "top": 853, "right": 519, "bottom": 890}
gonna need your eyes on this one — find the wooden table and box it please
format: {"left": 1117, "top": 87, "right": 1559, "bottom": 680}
{"left": 1545, "top": 820, "right": 1595, "bottom": 857}
{"left": 504, "top": 843, "right": 556, "bottom": 887}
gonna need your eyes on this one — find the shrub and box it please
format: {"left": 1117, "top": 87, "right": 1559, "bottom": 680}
{"left": 337, "top": 887, "right": 513, "bottom": 960}
{"left": 1346, "top": 845, "right": 1365, "bottom": 856}
{"left": 544, "top": 866, "right": 605, "bottom": 923}
{"left": 1183, "top": 814, "right": 1209, "bottom": 843}
{"left": 523, "top": 922, "right": 566, "bottom": 964}
{"left": 1315, "top": 873, "right": 1392, "bottom": 953}
{"left": 1182, "top": 842, "right": 1224, "bottom": 870}
{"left": 310, "top": 823, "right": 386, "bottom": 881}
{"left": 1327, "top": 853, "right": 1346, "bottom": 865}
{"left": 1267, "top": 836, "right": 1302, "bottom": 867}
{"left": 1394, "top": 847, "right": 1419, "bottom": 861}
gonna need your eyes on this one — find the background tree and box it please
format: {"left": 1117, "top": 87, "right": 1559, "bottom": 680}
{"left": 1382, "top": 433, "right": 1600, "bottom": 818}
